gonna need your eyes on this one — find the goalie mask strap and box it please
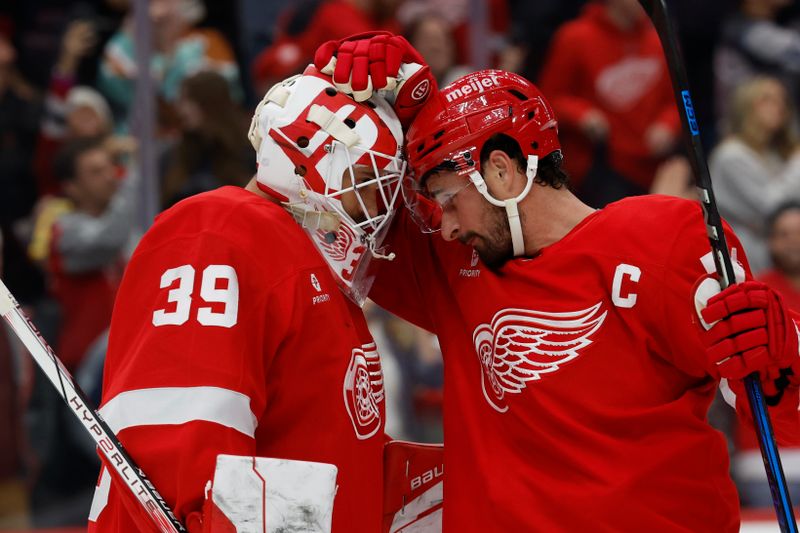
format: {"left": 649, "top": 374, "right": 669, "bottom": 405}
{"left": 282, "top": 202, "right": 341, "bottom": 233}
{"left": 307, "top": 104, "right": 361, "bottom": 147}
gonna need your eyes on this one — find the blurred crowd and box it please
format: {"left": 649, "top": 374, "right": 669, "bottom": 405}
{"left": 0, "top": 0, "right": 798, "bottom": 527}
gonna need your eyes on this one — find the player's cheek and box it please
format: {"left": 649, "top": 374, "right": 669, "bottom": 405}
{"left": 354, "top": 186, "right": 380, "bottom": 218}
{"left": 373, "top": 180, "right": 402, "bottom": 217}
{"left": 342, "top": 191, "right": 365, "bottom": 222}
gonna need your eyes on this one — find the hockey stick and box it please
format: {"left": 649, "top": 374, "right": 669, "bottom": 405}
{"left": 0, "top": 279, "right": 186, "bottom": 532}
{"left": 638, "top": 1, "right": 798, "bottom": 530}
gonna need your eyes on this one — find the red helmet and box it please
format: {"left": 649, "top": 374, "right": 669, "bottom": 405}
{"left": 406, "top": 70, "right": 561, "bottom": 180}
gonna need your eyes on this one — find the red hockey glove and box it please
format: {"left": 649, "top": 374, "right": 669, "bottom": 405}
{"left": 699, "top": 280, "right": 800, "bottom": 403}
{"left": 314, "top": 31, "right": 436, "bottom": 127}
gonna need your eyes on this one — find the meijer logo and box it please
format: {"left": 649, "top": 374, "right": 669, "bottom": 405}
{"left": 445, "top": 75, "right": 500, "bottom": 103}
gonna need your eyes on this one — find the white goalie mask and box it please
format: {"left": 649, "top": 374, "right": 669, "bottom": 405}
{"left": 249, "top": 66, "right": 406, "bottom": 305}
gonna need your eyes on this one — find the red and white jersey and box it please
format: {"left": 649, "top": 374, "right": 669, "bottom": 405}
{"left": 88, "top": 186, "right": 385, "bottom": 532}
{"left": 371, "top": 195, "right": 800, "bottom": 532}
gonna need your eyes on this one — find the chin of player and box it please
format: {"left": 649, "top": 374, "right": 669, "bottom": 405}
{"left": 475, "top": 241, "right": 513, "bottom": 272}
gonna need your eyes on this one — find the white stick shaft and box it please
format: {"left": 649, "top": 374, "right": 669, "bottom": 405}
{"left": 0, "top": 279, "right": 184, "bottom": 532}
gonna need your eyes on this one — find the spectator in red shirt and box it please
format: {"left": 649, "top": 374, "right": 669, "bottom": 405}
{"left": 538, "top": 0, "right": 681, "bottom": 206}
{"left": 252, "top": 0, "right": 401, "bottom": 95}
{"left": 49, "top": 136, "right": 134, "bottom": 372}
{"left": 759, "top": 201, "right": 800, "bottom": 311}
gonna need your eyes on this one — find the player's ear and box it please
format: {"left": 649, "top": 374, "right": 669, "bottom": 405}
{"left": 483, "top": 149, "right": 517, "bottom": 199}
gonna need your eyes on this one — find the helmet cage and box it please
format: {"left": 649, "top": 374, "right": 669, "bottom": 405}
{"left": 269, "top": 127, "right": 406, "bottom": 239}
{"left": 322, "top": 139, "right": 406, "bottom": 236}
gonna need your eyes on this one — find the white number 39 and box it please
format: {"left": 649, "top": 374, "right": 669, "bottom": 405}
{"left": 152, "top": 265, "right": 239, "bottom": 328}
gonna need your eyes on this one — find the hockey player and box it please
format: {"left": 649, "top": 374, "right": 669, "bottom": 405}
{"left": 87, "top": 68, "right": 407, "bottom": 531}
{"left": 315, "top": 36, "right": 800, "bottom": 531}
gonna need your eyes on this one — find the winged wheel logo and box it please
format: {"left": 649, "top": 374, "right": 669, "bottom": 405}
{"left": 473, "top": 303, "right": 607, "bottom": 412}
{"left": 343, "top": 343, "right": 385, "bottom": 439}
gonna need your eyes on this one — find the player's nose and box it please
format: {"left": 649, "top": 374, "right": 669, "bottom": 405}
{"left": 439, "top": 211, "right": 460, "bottom": 242}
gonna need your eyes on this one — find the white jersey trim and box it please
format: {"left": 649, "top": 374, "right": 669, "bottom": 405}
{"left": 100, "top": 386, "right": 258, "bottom": 437}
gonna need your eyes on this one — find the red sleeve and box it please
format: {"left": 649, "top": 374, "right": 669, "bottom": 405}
{"left": 651, "top": 207, "right": 800, "bottom": 445}
{"left": 89, "top": 231, "right": 288, "bottom": 528}
{"left": 639, "top": 204, "right": 749, "bottom": 376}
{"left": 369, "top": 209, "right": 437, "bottom": 333}
{"left": 537, "top": 24, "right": 595, "bottom": 128}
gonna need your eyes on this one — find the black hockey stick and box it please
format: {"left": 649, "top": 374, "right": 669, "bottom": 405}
{"left": 0, "top": 279, "right": 186, "bottom": 532}
{"left": 638, "top": 1, "right": 798, "bottom": 530}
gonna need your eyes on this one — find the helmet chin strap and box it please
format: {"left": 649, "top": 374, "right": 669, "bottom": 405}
{"left": 467, "top": 155, "right": 538, "bottom": 257}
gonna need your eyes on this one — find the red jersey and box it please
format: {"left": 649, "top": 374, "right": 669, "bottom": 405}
{"left": 49, "top": 224, "right": 122, "bottom": 372}
{"left": 88, "top": 186, "right": 385, "bottom": 532}
{"left": 370, "top": 195, "right": 800, "bottom": 532}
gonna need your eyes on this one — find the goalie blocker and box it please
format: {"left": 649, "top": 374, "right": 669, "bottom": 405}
{"left": 94, "top": 441, "right": 444, "bottom": 532}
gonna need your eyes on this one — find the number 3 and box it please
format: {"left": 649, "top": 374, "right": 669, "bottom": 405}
{"left": 152, "top": 265, "right": 239, "bottom": 328}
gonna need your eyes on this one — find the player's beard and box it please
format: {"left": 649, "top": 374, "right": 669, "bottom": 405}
{"left": 461, "top": 203, "right": 513, "bottom": 271}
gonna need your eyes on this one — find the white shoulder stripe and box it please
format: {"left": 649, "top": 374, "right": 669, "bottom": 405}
{"left": 99, "top": 386, "right": 257, "bottom": 437}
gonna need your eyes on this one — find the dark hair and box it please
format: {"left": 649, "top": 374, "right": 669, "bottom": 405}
{"left": 479, "top": 133, "right": 569, "bottom": 189}
{"left": 162, "top": 71, "right": 253, "bottom": 207}
{"left": 767, "top": 201, "right": 800, "bottom": 234}
{"left": 54, "top": 135, "right": 108, "bottom": 183}
{"left": 420, "top": 133, "right": 570, "bottom": 189}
